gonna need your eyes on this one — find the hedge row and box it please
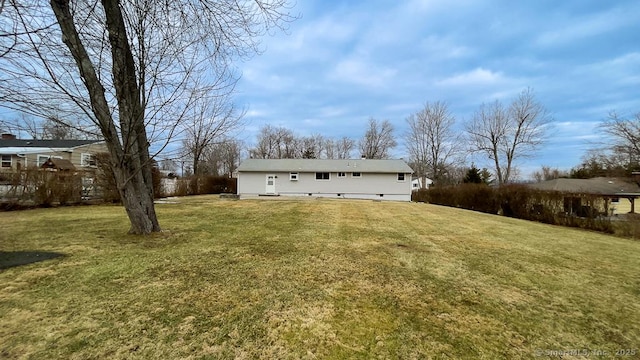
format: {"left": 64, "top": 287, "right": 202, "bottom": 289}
{"left": 1, "top": 168, "right": 85, "bottom": 208}
{"left": 173, "top": 176, "right": 237, "bottom": 197}
{"left": 413, "top": 184, "right": 614, "bottom": 233}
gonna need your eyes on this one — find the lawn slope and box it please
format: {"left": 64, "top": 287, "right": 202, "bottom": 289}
{"left": 1, "top": 196, "right": 639, "bottom": 359}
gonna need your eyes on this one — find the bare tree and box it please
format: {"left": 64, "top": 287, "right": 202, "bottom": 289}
{"left": 359, "top": 118, "right": 397, "bottom": 159}
{"left": 532, "top": 165, "right": 568, "bottom": 182}
{"left": 42, "top": 116, "right": 78, "bottom": 139}
{"left": 4, "top": 112, "right": 95, "bottom": 139}
{"left": 250, "top": 125, "right": 296, "bottom": 159}
{"left": 465, "top": 101, "right": 509, "bottom": 184}
{"left": 181, "top": 91, "right": 244, "bottom": 175}
{"left": 250, "top": 126, "right": 356, "bottom": 160}
{"left": 299, "top": 134, "right": 325, "bottom": 159}
{"left": 0, "top": 1, "right": 293, "bottom": 234}
{"left": 323, "top": 138, "right": 336, "bottom": 159}
{"left": 601, "top": 111, "right": 640, "bottom": 166}
{"left": 405, "top": 101, "right": 460, "bottom": 186}
{"left": 202, "top": 138, "right": 242, "bottom": 177}
{"left": 324, "top": 136, "right": 355, "bottom": 159}
{"left": 466, "top": 88, "right": 551, "bottom": 184}
{"left": 335, "top": 136, "right": 355, "bottom": 159}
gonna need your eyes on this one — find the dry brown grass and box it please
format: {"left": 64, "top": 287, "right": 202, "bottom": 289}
{"left": 1, "top": 196, "right": 639, "bottom": 359}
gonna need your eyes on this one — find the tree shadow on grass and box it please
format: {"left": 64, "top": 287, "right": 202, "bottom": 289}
{"left": 0, "top": 251, "right": 65, "bottom": 270}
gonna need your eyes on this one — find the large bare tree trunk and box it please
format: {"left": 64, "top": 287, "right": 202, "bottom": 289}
{"left": 51, "top": 0, "right": 159, "bottom": 234}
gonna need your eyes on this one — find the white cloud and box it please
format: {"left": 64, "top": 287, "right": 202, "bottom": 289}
{"left": 244, "top": 109, "right": 266, "bottom": 118}
{"left": 436, "top": 67, "right": 505, "bottom": 87}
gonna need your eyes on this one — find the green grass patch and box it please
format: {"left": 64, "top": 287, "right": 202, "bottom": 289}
{"left": 1, "top": 196, "right": 639, "bottom": 359}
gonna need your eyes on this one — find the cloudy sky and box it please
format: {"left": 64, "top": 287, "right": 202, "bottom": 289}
{"left": 235, "top": 0, "right": 640, "bottom": 178}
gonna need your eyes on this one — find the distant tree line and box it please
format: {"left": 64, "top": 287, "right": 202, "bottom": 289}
{"left": 248, "top": 118, "right": 396, "bottom": 160}
{"left": 5, "top": 86, "right": 637, "bottom": 191}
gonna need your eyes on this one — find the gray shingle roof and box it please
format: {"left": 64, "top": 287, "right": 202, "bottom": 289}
{"left": 0, "top": 139, "right": 102, "bottom": 148}
{"left": 238, "top": 159, "right": 413, "bottom": 173}
{"left": 529, "top": 177, "right": 640, "bottom": 196}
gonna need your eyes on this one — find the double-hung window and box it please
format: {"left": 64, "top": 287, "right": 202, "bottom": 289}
{"left": 1, "top": 154, "right": 11, "bottom": 168}
{"left": 81, "top": 153, "right": 97, "bottom": 167}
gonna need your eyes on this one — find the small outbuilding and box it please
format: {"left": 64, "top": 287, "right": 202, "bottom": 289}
{"left": 237, "top": 158, "right": 414, "bottom": 201}
{"left": 40, "top": 157, "right": 76, "bottom": 172}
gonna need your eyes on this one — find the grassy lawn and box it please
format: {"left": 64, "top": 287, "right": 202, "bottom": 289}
{"left": 1, "top": 196, "right": 639, "bottom": 359}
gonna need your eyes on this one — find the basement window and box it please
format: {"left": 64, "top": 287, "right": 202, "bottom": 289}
{"left": 289, "top": 172, "right": 299, "bottom": 181}
{"left": 315, "top": 172, "right": 330, "bottom": 180}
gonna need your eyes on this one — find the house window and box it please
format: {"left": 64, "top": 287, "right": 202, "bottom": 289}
{"left": 37, "top": 155, "right": 50, "bottom": 166}
{"left": 337, "top": 172, "right": 346, "bottom": 178}
{"left": 1, "top": 154, "right": 11, "bottom": 168}
{"left": 315, "top": 172, "right": 330, "bottom": 180}
{"left": 290, "top": 172, "right": 299, "bottom": 181}
{"left": 397, "top": 173, "right": 405, "bottom": 181}
{"left": 81, "top": 153, "right": 96, "bottom": 167}
{"left": 352, "top": 172, "right": 361, "bottom": 178}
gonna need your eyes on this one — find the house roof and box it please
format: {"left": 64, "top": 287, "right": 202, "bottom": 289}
{"left": 529, "top": 177, "right": 640, "bottom": 196}
{"left": 238, "top": 159, "right": 414, "bottom": 173}
{"left": 0, "top": 139, "right": 102, "bottom": 148}
{"left": 0, "top": 139, "right": 103, "bottom": 155}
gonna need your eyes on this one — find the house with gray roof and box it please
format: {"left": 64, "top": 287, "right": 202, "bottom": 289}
{"left": 0, "top": 133, "right": 106, "bottom": 173}
{"left": 237, "top": 159, "right": 414, "bottom": 201}
{"left": 529, "top": 177, "right": 640, "bottom": 214}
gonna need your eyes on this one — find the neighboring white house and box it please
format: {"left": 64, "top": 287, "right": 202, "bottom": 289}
{"left": 411, "top": 177, "right": 433, "bottom": 190}
{"left": 237, "top": 158, "right": 414, "bottom": 201}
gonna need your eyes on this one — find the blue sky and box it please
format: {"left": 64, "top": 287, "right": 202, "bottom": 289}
{"left": 235, "top": 0, "right": 640, "bottom": 178}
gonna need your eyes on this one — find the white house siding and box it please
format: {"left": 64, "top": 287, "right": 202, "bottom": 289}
{"left": 238, "top": 171, "right": 412, "bottom": 201}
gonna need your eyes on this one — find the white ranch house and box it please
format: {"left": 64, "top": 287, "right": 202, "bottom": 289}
{"left": 237, "top": 159, "right": 414, "bottom": 201}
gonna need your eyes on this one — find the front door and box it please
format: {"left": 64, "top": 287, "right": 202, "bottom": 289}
{"left": 265, "top": 174, "right": 276, "bottom": 194}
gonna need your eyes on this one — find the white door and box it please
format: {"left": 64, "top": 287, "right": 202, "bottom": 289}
{"left": 265, "top": 174, "right": 276, "bottom": 194}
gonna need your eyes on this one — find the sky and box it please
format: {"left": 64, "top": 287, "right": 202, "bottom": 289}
{"left": 234, "top": 0, "right": 640, "bottom": 178}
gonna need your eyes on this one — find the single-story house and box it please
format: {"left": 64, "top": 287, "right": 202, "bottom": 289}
{"left": 411, "top": 177, "right": 433, "bottom": 190}
{"left": 0, "top": 133, "right": 107, "bottom": 173}
{"left": 528, "top": 177, "right": 640, "bottom": 215}
{"left": 237, "top": 158, "right": 414, "bottom": 201}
